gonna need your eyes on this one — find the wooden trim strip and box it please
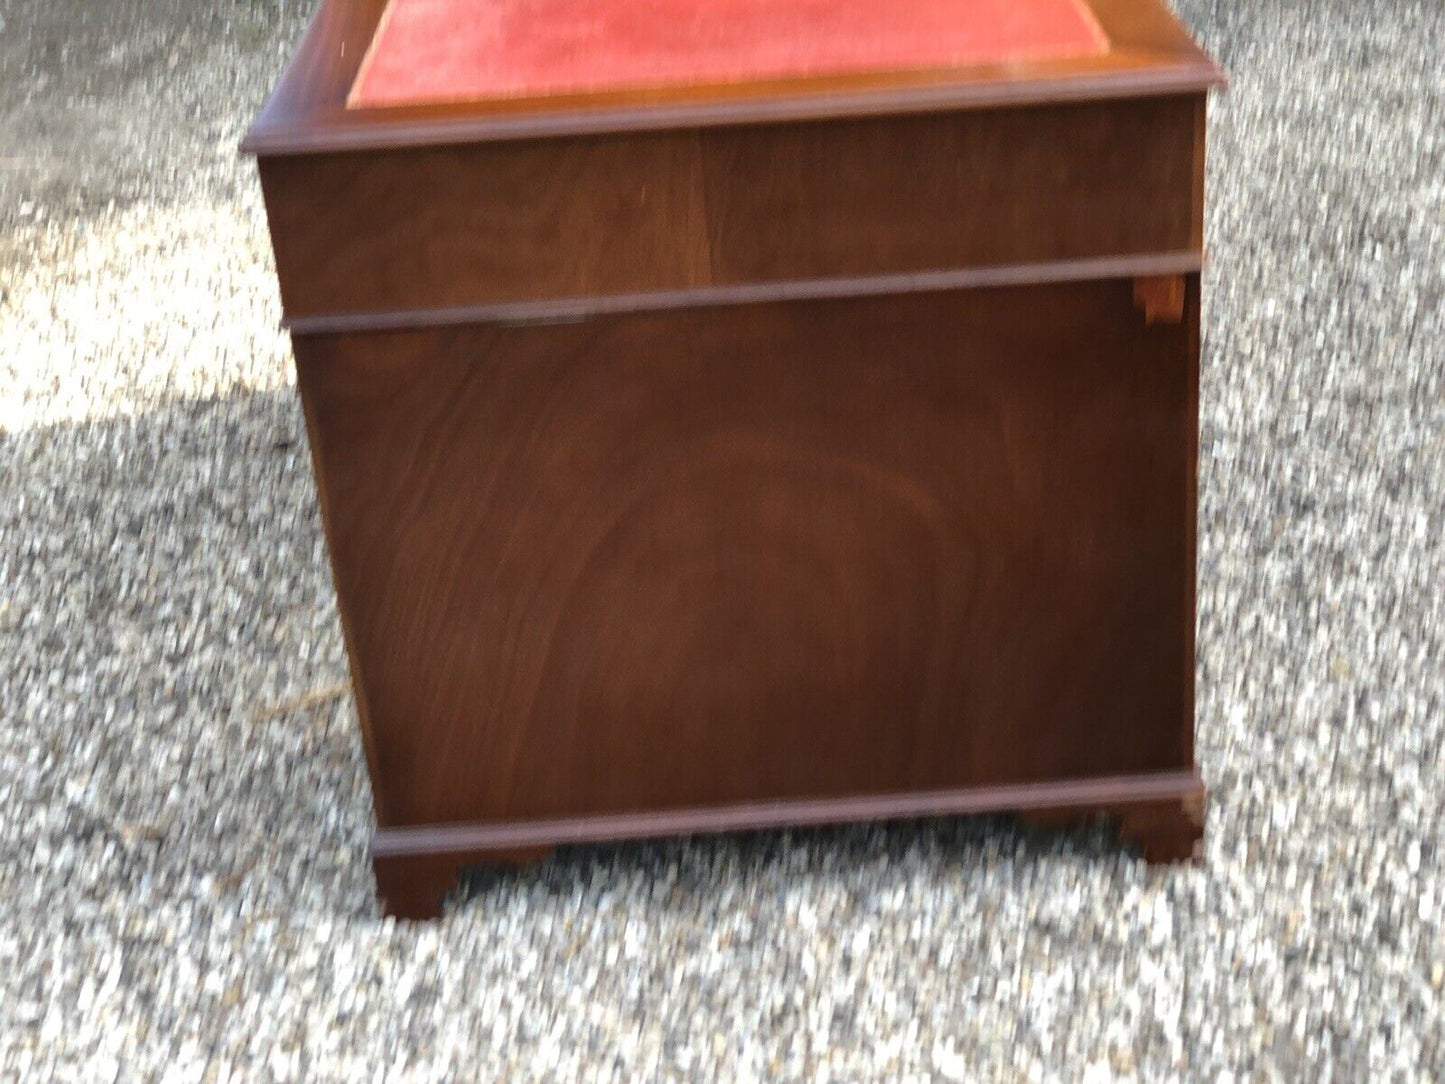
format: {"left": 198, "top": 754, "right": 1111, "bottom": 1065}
{"left": 371, "top": 769, "right": 1205, "bottom": 858}
{"left": 242, "top": 0, "right": 1224, "bottom": 157}
{"left": 284, "top": 250, "right": 1205, "bottom": 335}
{"left": 244, "top": 62, "right": 1224, "bottom": 155}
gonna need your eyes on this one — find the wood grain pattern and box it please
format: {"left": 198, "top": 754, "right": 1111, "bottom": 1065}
{"left": 258, "top": 132, "right": 713, "bottom": 318}
{"left": 294, "top": 276, "right": 1199, "bottom": 830}
{"left": 259, "top": 95, "right": 1201, "bottom": 320}
{"left": 246, "top": 0, "right": 1220, "bottom": 918}
{"left": 699, "top": 95, "right": 1199, "bottom": 283}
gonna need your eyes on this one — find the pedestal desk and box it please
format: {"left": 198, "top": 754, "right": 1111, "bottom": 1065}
{"left": 244, "top": 0, "right": 1224, "bottom": 919}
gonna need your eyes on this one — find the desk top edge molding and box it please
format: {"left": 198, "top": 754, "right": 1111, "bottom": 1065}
{"left": 242, "top": 0, "right": 1224, "bottom": 156}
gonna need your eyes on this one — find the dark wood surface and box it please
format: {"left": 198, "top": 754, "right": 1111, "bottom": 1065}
{"left": 247, "top": 0, "right": 1219, "bottom": 917}
{"left": 371, "top": 772, "right": 1204, "bottom": 918}
{"left": 281, "top": 250, "right": 1204, "bottom": 335}
{"left": 295, "top": 276, "right": 1200, "bottom": 829}
{"left": 371, "top": 772, "right": 1205, "bottom": 860}
{"left": 259, "top": 94, "right": 1203, "bottom": 320}
{"left": 697, "top": 95, "right": 1199, "bottom": 282}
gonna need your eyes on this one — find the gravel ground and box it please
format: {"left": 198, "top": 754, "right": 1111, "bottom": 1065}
{"left": 2, "top": 0, "right": 1443, "bottom": 1079}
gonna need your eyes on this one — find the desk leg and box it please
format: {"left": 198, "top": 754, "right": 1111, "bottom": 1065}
{"left": 372, "top": 846, "right": 554, "bottom": 920}
{"left": 1022, "top": 788, "right": 1205, "bottom": 864}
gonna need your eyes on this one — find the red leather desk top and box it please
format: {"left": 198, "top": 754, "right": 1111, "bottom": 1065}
{"left": 349, "top": 0, "right": 1110, "bottom": 109}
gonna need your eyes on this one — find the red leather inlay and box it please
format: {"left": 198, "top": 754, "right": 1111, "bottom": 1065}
{"left": 349, "top": 0, "right": 1109, "bottom": 108}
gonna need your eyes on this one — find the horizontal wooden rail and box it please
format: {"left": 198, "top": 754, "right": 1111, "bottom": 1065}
{"left": 285, "top": 250, "right": 1205, "bottom": 335}
{"left": 372, "top": 769, "right": 1204, "bottom": 859}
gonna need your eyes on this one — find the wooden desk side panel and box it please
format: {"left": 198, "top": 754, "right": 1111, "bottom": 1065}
{"left": 293, "top": 277, "right": 1199, "bottom": 828}
{"left": 699, "top": 94, "right": 1198, "bottom": 283}
{"left": 260, "top": 95, "right": 1200, "bottom": 320}
{"left": 257, "top": 132, "right": 715, "bottom": 320}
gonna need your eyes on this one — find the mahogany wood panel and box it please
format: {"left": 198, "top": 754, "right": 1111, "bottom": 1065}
{"left": 260, "top": 94, "right": 1201, "bottom": 320}
{"left": 245, "top": 0, "right": 1221, "bottom": 918}
{"left": 258, "top": 132, "right": 712, "bottom": 319}
{"left": 293, "top": 276, "right": 1199, "bottom": 831}
{"left": 699, "top": 95, "right": 1199, "bottom": 283}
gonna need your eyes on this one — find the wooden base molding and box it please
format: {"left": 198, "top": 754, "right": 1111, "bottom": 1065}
{"left": 371, "top": 770, "right": 1203, "bottom": 919}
